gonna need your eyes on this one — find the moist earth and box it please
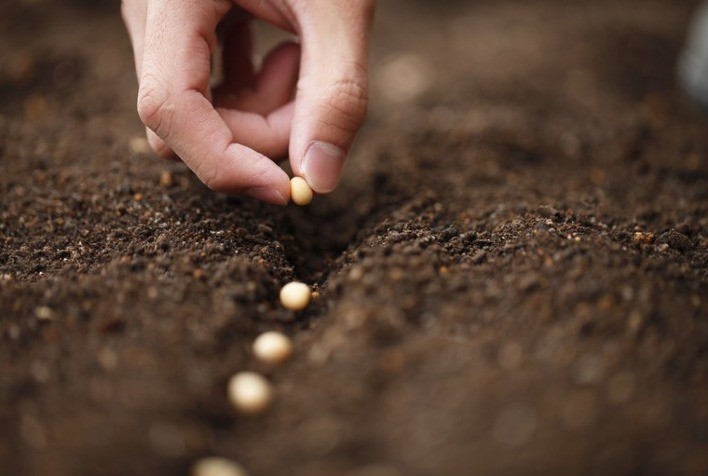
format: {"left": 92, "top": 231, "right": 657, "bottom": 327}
{"left": 1, "top": 1, "right": 708, "bottom": 475}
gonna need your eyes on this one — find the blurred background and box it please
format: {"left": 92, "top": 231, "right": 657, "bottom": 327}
{"left": 2, "top": 1, "right": 707, "bottom": 476}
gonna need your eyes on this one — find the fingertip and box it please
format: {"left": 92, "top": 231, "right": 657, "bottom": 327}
{"left": 207, "top": 143, "right": 291, "bottom": 205}
{"left": 247, "top": 163, "right": 291, "bottom": 206}
{"left": 146, "top": 128, "right": 175, "bottom": 160}
{"left": 299, "top": 141, "right": 346, "bottom": 194}
{"left": 244, "top": 186, "right": 289, "bottom": 206}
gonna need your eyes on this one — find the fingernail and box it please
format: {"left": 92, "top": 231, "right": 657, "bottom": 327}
{"left": 244, "top": 187, "right": 287, "bottom": 206}
{"left": 301, "top": 142, "right": 346, "bottom": 194}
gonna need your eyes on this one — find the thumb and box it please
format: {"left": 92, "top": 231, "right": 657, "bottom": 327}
{"left": 289, "top": 1, "right": 375, "bottom": 194}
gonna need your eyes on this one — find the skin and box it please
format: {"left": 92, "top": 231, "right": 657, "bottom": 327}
{"left": 121, "top": 0, "right": 375, "bottom": 205}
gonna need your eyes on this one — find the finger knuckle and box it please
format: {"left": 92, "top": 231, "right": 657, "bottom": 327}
{"left": 136, "top": 77, "right": 173, "bottom": 139}
{"left": 324, "top": 74, "right": 369, "bottom": 132}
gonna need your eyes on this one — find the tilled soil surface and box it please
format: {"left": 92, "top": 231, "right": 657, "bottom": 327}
{"left": 2, "top": 1, "right": 708, "bottom": 475}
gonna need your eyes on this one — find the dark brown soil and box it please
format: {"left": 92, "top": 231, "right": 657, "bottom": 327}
{"left": 2, "top": 1, "right": 708, "bottom": 475}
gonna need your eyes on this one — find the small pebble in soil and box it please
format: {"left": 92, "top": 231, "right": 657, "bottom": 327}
{"left": 633, "top": 231, "right": 655, "bottom": 245}
{"left": 192, "top": 457, "right": 248, "bottom": 476}
{"left": 228, "top": 372, "right": 274, "bottom": 415}
{"left": 253, "top": 331, "right": 293, "bottom": 365}
{"left": 290, "top": 177, "right": 313, "bottom": 205}
{"left": 34, "top": 306, "right": 54, "bottom": 321}
{"left": 159, "top": 170, "right": 173, "bottom": 188}
{"left": 279, "top": 282, "right": 312, "bottom": 311}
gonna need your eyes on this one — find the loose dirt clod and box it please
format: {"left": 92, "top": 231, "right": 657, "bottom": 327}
{"left": 253, "top": 332, "right": 293, "bottom": 365}
{"left": 227, "top": 372, "right": 274, "bottom": 415}
{"left": 279, "top": 282, "right": 311, "bottom": 311}
{"left": 290, "top": 177, "right": 313, "bottom": 206}
{"left": 191, "top": 457, "right": 248, "bottom": 476}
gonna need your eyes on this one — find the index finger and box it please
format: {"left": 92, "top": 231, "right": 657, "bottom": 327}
{"left": 138, "top": 0, "right": 290, "bottom": 204}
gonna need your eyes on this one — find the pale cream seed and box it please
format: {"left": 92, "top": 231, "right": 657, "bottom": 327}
{"left": 253, "top": 332, "right": 293, "bottom": 365}
{"left": 279, "top": 281, "right": 312, "bottom": 311}
{"left": 227, "top": 372, "right": 274, "bottom": 415}
{"left": 191, "top": 457, "right": 248, "bottom": 476}
{"left": 290, "top": 177, "right": 313, "bottom": 206}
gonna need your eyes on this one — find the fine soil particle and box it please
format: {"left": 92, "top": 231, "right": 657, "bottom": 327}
{"left": 2, "top": 1, "right": 708, "bottom": 475}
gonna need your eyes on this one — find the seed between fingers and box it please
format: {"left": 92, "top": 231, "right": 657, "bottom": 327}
{"left": 290, "top": 177, "right": 313, "bottom": 206}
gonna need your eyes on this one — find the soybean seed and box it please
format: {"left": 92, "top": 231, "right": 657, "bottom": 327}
{"left": 253, "top": 331, "right": 293, "bottom": 365}
{"left": 279, "top": 282, "right": 311, "bottom": 311}
{"left": 227, "top": 372, "right": 274, "bottom": 415}
{"left": 192, "top": 457, "right": 248, "bottom": 476}
{"left": 290, "top": 177, "right": 313, "bottom": 206}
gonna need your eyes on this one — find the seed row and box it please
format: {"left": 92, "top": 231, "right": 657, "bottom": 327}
{"left": 194, "top": 281, "right": 313, "bottom": 475}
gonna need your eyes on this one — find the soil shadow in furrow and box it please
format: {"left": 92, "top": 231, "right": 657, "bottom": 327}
{"left": 275, "top": 148, "right": 421, "bottom": 286}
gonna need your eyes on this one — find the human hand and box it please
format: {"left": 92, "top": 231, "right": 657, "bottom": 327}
{"left": 121, "top": 0, "right": 374, "bottom": 205}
